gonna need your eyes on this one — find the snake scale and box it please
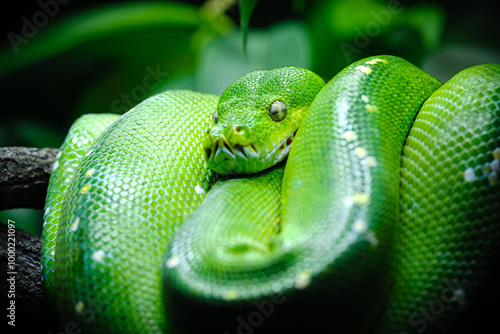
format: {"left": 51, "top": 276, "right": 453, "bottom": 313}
{"left": 41, "top": 55, "right": 500, "bottom": 333}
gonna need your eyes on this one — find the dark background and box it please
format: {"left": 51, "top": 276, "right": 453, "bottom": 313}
{"left": 0, "top": 1, "right": 499, "bottom": 333}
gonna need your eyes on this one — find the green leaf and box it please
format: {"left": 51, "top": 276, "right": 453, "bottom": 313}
{"left": 239, "top": 0, "right": 258, "bottom": 56}
{"left": 196, "top": 21, "right": 312, "bottom": 95}
{"left": 403, "top": 4, "right": 445, "bottom": 50}
{"left": 325, "top": 0, "right": 444, "bottom": 49}
{"left": 308, "top": 0, "right": 445, "bottom": 78}
{"left": 0, "top": 2, "right": 201, "bottom": 78}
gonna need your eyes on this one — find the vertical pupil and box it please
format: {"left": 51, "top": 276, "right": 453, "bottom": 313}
{"left": 270, "top": 101, "right": 287, "bottom": 121}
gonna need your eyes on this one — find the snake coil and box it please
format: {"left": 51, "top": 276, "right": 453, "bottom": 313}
{"left": 42, "top": 55, "right": 500, "bottom": 334}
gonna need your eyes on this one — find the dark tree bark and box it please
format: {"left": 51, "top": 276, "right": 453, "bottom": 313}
{"left": 0, "top": 147, "right": 59, "bottom": 211}
{"left": 0, "top": 223, "right": 58, "bottom": 333}
{"left": 1, "top": 147, "right": 59, "bottom": 333}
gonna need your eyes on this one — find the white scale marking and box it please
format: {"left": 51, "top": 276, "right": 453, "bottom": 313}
{"left": 52, "top": 160, "right": 59, "bottom": 172}
{"left": 195, "top": 185, "right": 205, "bottom": 195}
{"left": 91, "top": 250, "right": 106, "bottom": 262}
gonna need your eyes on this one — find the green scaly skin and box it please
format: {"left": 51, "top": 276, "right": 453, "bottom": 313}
{"left": 379, "top": 62, "right": 500, "bottom": 333}
{"left": 42, "top": 113, "right": 119, "bottom": 300}
{"left": 42, "top": 92, "right": 219, "bottom": 333}
{"left": 42, "top": 55, "right": 500, "bottom": 333}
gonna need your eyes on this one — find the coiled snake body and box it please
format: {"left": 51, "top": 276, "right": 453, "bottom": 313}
{"left": 42, "top": 55, "right": 500, "bottom": 333}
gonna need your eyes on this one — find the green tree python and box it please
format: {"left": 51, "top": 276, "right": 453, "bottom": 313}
{"left": 41, "top": 55, "right": 500, "bottom": 333}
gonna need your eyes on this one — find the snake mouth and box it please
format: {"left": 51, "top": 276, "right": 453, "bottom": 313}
{"left": 204, "top": 139, "right": 258, "bottom": 162}
{"left": 204, "top": 138, "right": 260, "bottom": 174}
{"left": 273, "top": 128, "right": 298, "bottom": 161}
{"left": 204, "top": 128, "right": 298, "bottom": 175}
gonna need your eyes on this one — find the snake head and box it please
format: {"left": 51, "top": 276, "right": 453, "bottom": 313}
{"left": 203, "top": 66, "right": 325, "bottom": 175}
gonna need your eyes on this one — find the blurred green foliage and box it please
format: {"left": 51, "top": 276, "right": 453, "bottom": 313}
{"left": 0, "top": 0, "right": 499, "bottom": 235}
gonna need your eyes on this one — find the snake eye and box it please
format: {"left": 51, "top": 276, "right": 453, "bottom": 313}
{"left": 269, "top": 100, "right": 287, "bottom": 122}
{"left": 212, "top": 110, "right": 219, "bottom": 124}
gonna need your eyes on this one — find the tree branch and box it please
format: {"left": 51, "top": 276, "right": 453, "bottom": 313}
{"left": 0, "top": 222, "right": 58, "bottom": 332}
{"left": 0, "top": 147, "right": 59, "bottom": 211}
{"left": 0, "top": 147, "right": 59, "bottom": 332}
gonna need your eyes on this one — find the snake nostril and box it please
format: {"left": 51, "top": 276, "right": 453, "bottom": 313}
{"left": 233, "top": 125, "right": 248, "bottom": 135}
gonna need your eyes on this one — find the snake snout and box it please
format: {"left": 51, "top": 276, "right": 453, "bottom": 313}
{"left": 204, "top": 125, "right": 256, "bottom": 160}
{"left": 203, "top": 137, "right": 237, "bottom": 177}
{"left": 203, "top": 124, "right": 264, "bottom": 174}
{"left": 224, "top": 124, "right": 252, "bottom": 146}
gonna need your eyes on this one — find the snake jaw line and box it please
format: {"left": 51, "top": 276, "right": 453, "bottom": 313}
{"left": 269, "top": 127, "right": 298, "bottom": 162}
{"left": 204, "top": 125, "right": 298, "bottom": 175}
